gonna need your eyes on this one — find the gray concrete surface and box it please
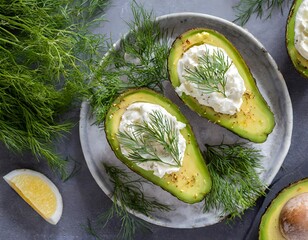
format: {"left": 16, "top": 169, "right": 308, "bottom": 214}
{"left": 1, "top": 0, "right": 307, "bottom": 239}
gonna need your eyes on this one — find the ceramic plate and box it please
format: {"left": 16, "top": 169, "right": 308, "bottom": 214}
{"left": 79, "top": 13, "right": 293, "bottom": 228}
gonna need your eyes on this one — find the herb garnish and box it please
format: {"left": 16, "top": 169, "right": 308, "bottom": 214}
{"left": 87, "top": 164, "right": 171, "bottom": 240}
{"left": 89, "top": 2, "right": 267, "bottom": 238}
{"left": 203, "top": 143, "right": 266, "bottom": 219}
{"left": 86, "top": 3, "right": 172, "bottom": 239}
{"left": 0, "top": 0, "right": 109, "bottom": 176}
{"left": 89, "top": 1, "right": 169, "bottom": 125}
{"left": 117, "top": 110, "right": 182, "bottom": 167}
{"left": 233, "top": 0, "right": 290, "bottom": 26}
{"left": 184, "top": 49, "right": 232, "bottom": 97}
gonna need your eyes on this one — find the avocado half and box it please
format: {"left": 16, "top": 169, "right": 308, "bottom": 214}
{"left": 259, "top": 178, "right": 308, "bottom": 239}
{"left": 168, "top": 28, "right": 275, "bottom": 143}
{"left": 286, "top": 0, "right": 308, "bottom": 77}
{"left": 104, "top": 88, "right": 212, "bottom": 204}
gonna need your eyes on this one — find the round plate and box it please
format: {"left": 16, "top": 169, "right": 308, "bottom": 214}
{"left": 79, "top": 13, "right": 293, "bottom": 228}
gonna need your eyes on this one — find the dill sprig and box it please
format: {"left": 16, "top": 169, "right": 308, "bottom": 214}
{"left": 87, "top": 164, "right": 171, "bottom": 240}
{"left": 203, "top": 143, "right": 266, "bottom": 219}
{"left": 61, "top": 156, "right": 82, "bottom": 182}
{"left": 89, "top": 1, "right": 169, "bottom": 124}
{"left": 0, "top": 0, "right": 109, "bottom": 176}
{"left": 117, "top": 110, "right": 182, "bottom": 167}
{"left": 115, "top": 2, "right": 169, "bottom": 90}
{"left": 185, "top": 49, "right": 232, "bottom": 97}
{"left": 87, "top": 57, "right": 129, "bottom": 124}
{"left": 233, "top": 0, "right": 290, "bottom": 26}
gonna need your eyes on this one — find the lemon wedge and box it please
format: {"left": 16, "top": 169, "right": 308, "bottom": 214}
{"left": 3, "top": 169, "right": 63, "bottom": 225}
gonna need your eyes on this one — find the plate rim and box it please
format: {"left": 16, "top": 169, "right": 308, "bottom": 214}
{"left": 79, "top": 12, "right": 293, "bottom": 228}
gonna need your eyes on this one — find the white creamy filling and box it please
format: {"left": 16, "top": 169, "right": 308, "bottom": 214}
{"left": 176, "top": 44, "right": 246, "bottom": 115}
{"left": 119, "top": 102, "right": 186, "bottom": 178}
{"left": 294, "top": 0, "right": 308, "bottom": 59}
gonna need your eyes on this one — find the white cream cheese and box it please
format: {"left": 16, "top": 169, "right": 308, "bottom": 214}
{"left": 294, "top": 0, "right": 308, "bottom": 60}
{"left": 176, "top": 44, "right": 246, "bottom": 115}
{"left": 119, "top": 102, "right": 186, "bottom": 178}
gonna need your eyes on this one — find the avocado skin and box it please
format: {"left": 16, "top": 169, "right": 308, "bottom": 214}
{"left": 286, "top": 0, "right": 308, "bottom": 77}
{"left": 104, "top": 88, "right": 212, "bottom": 204}
{"left": 259, "top": 178, "right": 308, "bottom": 240}
{"left": 168, "top": 28, "right": 275, "bottom": 143}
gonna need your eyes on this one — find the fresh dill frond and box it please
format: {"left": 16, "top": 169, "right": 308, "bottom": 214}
{"left": 96, "top": 204, "right": 151, "bottom": 240}
{"left": 87, "top": 164, "right": 170, "bottom": 240}
{"left": 233, "top": 0, "right": 290, "bottom": 26}
{"left": 61, "top": 156, "right": 82, "bottom": 182}
{"left": 84, "top": 218, "right": 101, "bottom": 239}
{"left": 119, "top": 1, "right": 169, "bottom": 90}
{"left": 203, "top": 143, "right": 266, "bottom": 219}
{"left": 89, "top": 1, "right": 169, "bottom": 124}
{"left": 0, "top": 0, "right": 109, "bottom": 176}
{"left": 105, "top": 164, "right": 171, "bottom": 214}
{"left": 185, "top": 49, "right": 231, "bottom": 97}
{"left": 88, "top": 60, "right": 127, "bottom": 124}
{"left": 117, "top": 110, "right": 182, "bottom": 167}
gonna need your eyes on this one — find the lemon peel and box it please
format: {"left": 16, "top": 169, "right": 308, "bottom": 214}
{"left": 3, "top": 169, "right": 63, "bottom": 225}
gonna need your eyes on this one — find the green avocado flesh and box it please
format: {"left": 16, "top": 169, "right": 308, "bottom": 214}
{"left": 104, "top": 88, "right": 212, "bottom": 204}
{"left": 168, "top": 28, "right": 275, "bottom": 143}
{"left": 259, "top": 178, "right": 308, "bottom": 240}
{"left": 286, "top": 0, "right": 308, "bottom": 77}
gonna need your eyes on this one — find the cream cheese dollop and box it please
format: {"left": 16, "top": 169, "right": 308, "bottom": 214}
{"left": 176, "top": 44, "right": 246, "bottom": 115}
{"left": 294, "top": 0, "right": 308, "bottom": 60}
{"left": 118, "top": 102, "right": 186, "bottom": 178}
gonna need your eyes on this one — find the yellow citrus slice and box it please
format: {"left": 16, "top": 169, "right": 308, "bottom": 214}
{"left": 3, "top": 169, "right": 63, "bottom": 225}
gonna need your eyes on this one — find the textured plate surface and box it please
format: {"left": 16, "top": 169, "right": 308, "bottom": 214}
{"left": 79, "top": 13, "right": 293, "bottom": 228}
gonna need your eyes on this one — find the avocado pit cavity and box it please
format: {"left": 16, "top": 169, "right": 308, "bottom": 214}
{"left": 168, "top": 28, "right": 275, "bottom": 143}
{"left": 104, "top": 88, "right": 212, "bottom": 203}
{"left": 118, "top": 102, "right": 186, "bottom": 178}
{"left": 294, "top": 0, "right": 308, "bottom": 60}
{"left": 279, "top": 193, "right": 308, "bottom": 240}
{"left": 176, "top": 43, "right": 246, "bottom": 115}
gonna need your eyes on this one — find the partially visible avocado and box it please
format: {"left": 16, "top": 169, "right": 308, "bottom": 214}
{"left": 104, "top": 88, "right": 212, "bottom": 204}
{"left": 259, "top": 178, "right": 308, "bottom": 240}
{"left": 286, "top": 0, "right": 308, "bottom": 77}
{"left": 168, "top": 28, "right": 275, "bottom": 143}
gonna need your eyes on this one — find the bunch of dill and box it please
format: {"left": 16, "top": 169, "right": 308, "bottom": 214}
{"left": 0, "top": 0, "right": 109, "bottom": 177}
{"left": 203, "top": 143, "right": 266, "bottom": 219}
{"left": 88, "top": 1, "right": 169, "bottom": 124}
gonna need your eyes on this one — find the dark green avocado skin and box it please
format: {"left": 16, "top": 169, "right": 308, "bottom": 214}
{"left": 168, "top": 28, "right": 275, "bottom": 143}
{"left": 104, "top": 88, "right": 212, "bottom": 204}
{"left": 286, "top": 0, "right": 308, "bottom": 77}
